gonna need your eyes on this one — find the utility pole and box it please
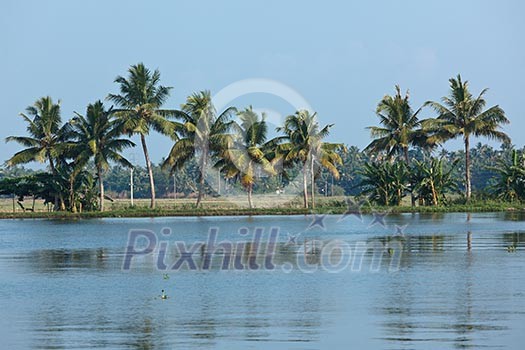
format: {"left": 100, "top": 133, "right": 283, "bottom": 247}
{"left": 130, "top": 167, "right": 134, "bottom": 207}
{"left": 311, "top": 156, "right": 315, "bottom": 209}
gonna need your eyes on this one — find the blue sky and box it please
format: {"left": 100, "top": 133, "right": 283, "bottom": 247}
{"left": 1, "top": 0, "right": 524, "bottom": 166}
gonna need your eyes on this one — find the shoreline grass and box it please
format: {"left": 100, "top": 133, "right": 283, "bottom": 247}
{"left": 0, "top": 199, "right": 523, "bottom": 220}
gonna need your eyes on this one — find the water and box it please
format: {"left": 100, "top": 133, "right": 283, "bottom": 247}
{"left": 1, "top": 212, "right": 525, "bottom": 349}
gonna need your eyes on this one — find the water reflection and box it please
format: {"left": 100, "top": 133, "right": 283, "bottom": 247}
{"left": 18, "top": 248, "right": 114, "bottom": 273}
{"left": 1, "top": 214, "right": 525, "bottom": 349}
{"left": 375, "top": 230, "right": 523, "bottom": 350}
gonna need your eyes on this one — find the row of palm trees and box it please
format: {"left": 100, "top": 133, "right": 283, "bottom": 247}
{"left": 365, "top": 75, "right": 510, "bottom": 202}
{"left": 5, "top": 63, "right": 344, "bottom": 211}
{"left": 5, "top": 64, "right": 510, "bottom": 210}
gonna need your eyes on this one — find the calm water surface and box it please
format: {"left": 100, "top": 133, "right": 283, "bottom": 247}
{"left": 1, "top": 212, "right": 525, "bottom": 349}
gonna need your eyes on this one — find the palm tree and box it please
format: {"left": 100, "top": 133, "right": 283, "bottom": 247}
{"left": 5, "top": 96, "right": 72, "bottom": 210}
{"left": 162, "top": 91, "right": 236, "bottom": 207}
{"left": 71, "top": 101, "right": 135, "bottom": 211}
{"left": 365, "top": 85, "right": 430, "bottom": 163}
{"left": 216, "top": 107, "right": 276, "bottom": 208}
{"left": 277, "top": 110, "right": 344, "bottom": 209}
{"left": 366, "top": 86, "right": 435, "bottom": 207}
{"left": 107, "top": 63, "right": 176, "bottom": 209}
{"left": 424, "top": 75, "right": 510, "bottom": 200}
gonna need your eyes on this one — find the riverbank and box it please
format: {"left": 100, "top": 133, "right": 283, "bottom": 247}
{"left": 1, "top": 200, "right": 523, "bottom": 219}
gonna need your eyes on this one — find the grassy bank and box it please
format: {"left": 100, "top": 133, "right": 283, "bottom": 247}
{"left": 0, "top": 196, "right": 524, "bottom": 219}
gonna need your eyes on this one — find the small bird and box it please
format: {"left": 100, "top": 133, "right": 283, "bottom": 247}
{"left": 387, "top": 248, "right": 395, "bottom": 256}
{"left": 161, "top": 289, "right": 168, "bottom": 300}
{"left": 163, "top": 274, "right": 170, "bottom": 280}
{"left": 507, "top": 246, "right": 517, "bottom": 253}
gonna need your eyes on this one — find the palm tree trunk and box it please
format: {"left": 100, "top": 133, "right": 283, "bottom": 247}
{"left": 310, "top": 156, "right": 315, "bottom": 209}
{"left": 196, "top": 152, "right": 207, "bottom": 208}
{"left": 196, "top": 177, "right": 204, "bottom": 207}
{"left": 195, "top": 174, "right": 204, "bottom": 208}
{"left": 98, "top": 166, "right": 104, "bottom": 212}
{"left": 464, "top": 135, "right": 472, "bottom": 201}
{"left": 140, "top": 134, "right": 156, "bottom": 209}
{"left": 69, "top": 177, "right": 77, "bottom": 213}
{"left": 247, "top": 183, "right": 253, "bottom": 209}
{"left": 59, "top": 194, "right": 66, "bottom": 211}
{"left": 302, "top": 162, "right": 309, "bottom": 209}
{"left": 48, "top": 158, "right": 61, "bottom": 211}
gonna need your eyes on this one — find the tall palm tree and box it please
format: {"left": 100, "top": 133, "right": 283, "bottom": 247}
{"left": 277, "top": 110, "right": 344, "bottom": 209}
{"left": 71, "top": 101, "right": 135, "bottom": 211}
{"left": 162, "top": 91, "right": 236, "bottom": 207}
{"left": 365, "top": 85, "right": 430, "bottom": 163}
{"left": 107, "top": 63, "right": 175, "bottom": 209}
{"left": 216, "top": 107, "right": 276, "bottom": 208}
{"left": 365, "top": 86, "right": 433, "bottom": 206}
{"left": 424, "top": 75, "right": 510, "bottom": 200}
{"left": 5, "top": 96, "right": 72, "bottom": 210}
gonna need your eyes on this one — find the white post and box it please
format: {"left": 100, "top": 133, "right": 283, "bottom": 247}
{"left": 130, "top": 168, "right": 134, "bottom": 207}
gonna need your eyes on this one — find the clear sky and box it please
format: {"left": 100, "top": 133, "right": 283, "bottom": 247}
{"left": 1, "top": 0, "right": 524, "bottom": 166}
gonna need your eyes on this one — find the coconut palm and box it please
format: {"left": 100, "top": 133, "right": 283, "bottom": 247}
{"left": 424, "top": 75, "right": 510, "bottom": 200}
{"left": 276, "top": 110, "right": 344, "bottom": 209}
{"left": 5, "top": 96, "right": 73, "bottom": 210}
{"left": 365, "top": 86, "right": 431, "bottom": 163}
{"left": 162, "top": 91, "right": 236, "bottom": 207}
{"left": 366, "top": 86, "right": 436, "bottom": 206}
{"left": 216, "top": 107, "right": 277, "bottom": 208}
{"left": 71, "top": 101, "right": 135, "bottom": 211}
{"left": 107, "top": 63, "right": 176, "bottom": 209}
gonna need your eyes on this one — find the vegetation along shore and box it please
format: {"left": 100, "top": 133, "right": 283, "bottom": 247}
{"left": 1, "top": 64, "right": 524, "bottom": 218}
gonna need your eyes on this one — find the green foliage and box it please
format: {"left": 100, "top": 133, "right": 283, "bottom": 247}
{"left": 424, "top": 75, "right": 510, "bottom": 200}
{"left": 5, "top": 97, "right": 73, "bottom": 172}
{"left": 411, "top": 157, "right": 459, "bottom": 206}
{"left": 0, "top": 171, "right": 98, "bottom": 211}
{"left": 71, "top": 101, "right": 134, "bottom": 211}
{"left": 3, "top": 69, "right": 521, "bottom": 214}
{"left": 365, "top": 85, "right": 432, "bottom": 161}
{"left": 216, "top": 106, "right": 276, "bottom": 208}
{"left": 162, "top": 90, "right": 236, "bottom": 207}
{"left": 276, "top": 110, "right": 345, "bottom": 208}
{"left": 488, "top": 150, "right": 525, "bottom": 202}
{"left": 358, "top": 161, "right": 409, "bottom": 206}
{"left": 107, "top": 63, "right": 177, "bottom": 209}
